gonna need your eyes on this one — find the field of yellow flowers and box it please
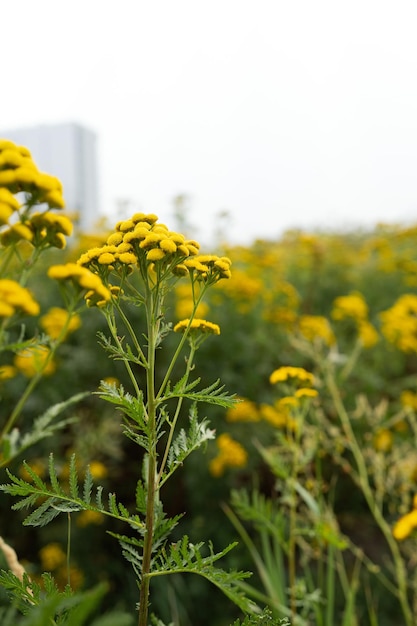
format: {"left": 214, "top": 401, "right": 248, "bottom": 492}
{"left": 1, "top": 138, "right": 417, "bottom": 625}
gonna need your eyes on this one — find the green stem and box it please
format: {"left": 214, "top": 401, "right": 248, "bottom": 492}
{"left": 156, "top": 285, "right": 207, "bottom": 401}
{"left": 66, "top": 513, "right": 72, "bottom": 587}
{"left": 105, "top": 310, "right": 143, "bottom": 400}
{"left": 0, "top": 308, "right": 77, "bottom": 445}
{"left": 138, "top": 287, "right": 159, "bottom": 626}
{"left": 113, "top": 299, "right": 148, "bottom": 368}
{"left": 156, "top": 344, "right": 196, "bottom": 486}
{"left": 323, "top": 363, "right": 413, "bottom": 626}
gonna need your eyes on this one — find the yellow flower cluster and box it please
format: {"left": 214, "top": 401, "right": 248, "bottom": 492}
{"left": 0, "top": 139, "right": 64, "bottom": 209}
{"left": 209, "top": 433, "right": 247, "bottom": 477}
{"left": 331, "top": 291, "right": 379, "bottom": 348}
{"left": 14, "top": 345, "right": 56, "bottom": 378}
{"left": 40, "top": 307, "right": 81, "bottom": 340}
{"left": 0, "top": 279, "right": 39, "bottom": 317}
{"left": 298, "top": 315, "right": 336, "bottom": 346}
{"left": 373, "top": 428, "right": 393, "bottom": 452}
{"left": 400, "top": 390, "right": 417, "bottom": 411}
{"left": 380, "top": 294, "right": 417, "bottom": 353}
{"left": 269, "top": 366, "right": 315, "bottom": 387}
{"left": 77, "top": 212, "right": 232, "bottom": 286}
{"left": 0, "top": 188, "right": 20, "bottom": 226}
{"left": 39, "top": 542, "right": 66, "bottom": 570}
{"left": 393, "top": 495, "right": 417, "bottom": 541}
{"left": 331, "top": 291, "right": 369, "bottom": 321}
{"left": 226, "top": 398, "right": 260, "bottom": 422}
{"left": 47, "top": 263, "right": 111, "bottom": 307}
{"left": 173, "top": 318, "right": 220, "bottom": 335}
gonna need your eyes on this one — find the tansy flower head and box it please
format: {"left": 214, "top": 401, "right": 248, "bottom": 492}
{"left": 40, "top": 307, "right": 81, "bottom": 340}
{"left": 331, "top": 291, "right": 369, "bottom": 322}
{"left": 47, "top": 263, "right": 111, "bottom": 304}
{"left": 14, "top": 345, "right": 56, "bottom": 378}
{"left": 173, "top": 318, "right": 220, "bottom": 335}
{"left": 0, "top": 279, "right": 40, "bottom": 317}
{"left": 209, "top": 433, "right": 247, "bottom": 477}
{"left": 270, "top": 366, "right": 315, "bottom": 387}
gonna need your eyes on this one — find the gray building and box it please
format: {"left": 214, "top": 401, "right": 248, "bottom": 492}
{"left": 2, "top": 122, "right": 99, "bottom": 231}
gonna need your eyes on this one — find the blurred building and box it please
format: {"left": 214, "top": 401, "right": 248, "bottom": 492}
{"left": 2, "top": 122, "right": 99, "bottom": 231}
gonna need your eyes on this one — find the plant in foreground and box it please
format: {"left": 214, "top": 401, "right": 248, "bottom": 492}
{"left": 0, "top": 139, "right": 86, "bottom": 468}
{"left": 0, "top": 212, "right": 259, "bottom": 625}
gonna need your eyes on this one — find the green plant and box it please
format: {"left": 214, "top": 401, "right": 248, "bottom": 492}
{"left": 0, "top": 212, "right": 257, "bottom": 625}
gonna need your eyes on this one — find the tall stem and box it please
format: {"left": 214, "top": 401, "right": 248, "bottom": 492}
{"left": 138, "top": 287, "right": 159, "bottom": 626}
{"left": 323, "top": 364, "right": 413, "bottom": 626}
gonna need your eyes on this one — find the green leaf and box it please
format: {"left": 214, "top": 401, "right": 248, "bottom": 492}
{"left": 161, "top": 377, "right": 237, "bottom": 408}
{"left": 160, "top": 406, "right": 215, "bottom": 486}
{"left": 150, "top": 537, "right": 255, "bottom": 613}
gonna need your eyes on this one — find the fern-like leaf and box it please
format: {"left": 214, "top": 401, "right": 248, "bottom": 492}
{"left": 150, "top": 537, "right": 254, "bottom": 613}
{"left": 161, "top": 377, "right": 237, "bottom": 409}
{"left": 160, "top": 405, "right": 215, "bottom": 486}
{"left": 0, "top": 454, "right": 144, "bottom": 532}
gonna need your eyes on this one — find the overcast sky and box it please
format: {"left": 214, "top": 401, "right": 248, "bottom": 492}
{"left": 2, "top": 1, "right": 417, "bottom": 244}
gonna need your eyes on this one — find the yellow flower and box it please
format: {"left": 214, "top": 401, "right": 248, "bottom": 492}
{"left": 40, "top": 307, "right": 81, "bottom": 339}
{"left": 209, "top": 433, "right": 247, "bottom": 477}
{"left": 173, "top": 318, "right": 220, "bottom": 335}
{"left": 14, "top": 345, "right": 55, "bottom": 378}
{"left": 358, "top": 320, "right": 379, "bottom": 348}
{"left": 269, "top": 366, "right": 315, "bottom": 386}
{"left": 39, "top": 543, "right": 66, "bottom": 570}
{"left": 400, "top": 390, "right": 417, "bottom": 411}
{"left": 47, "top": 263, "right": 111, "bottom": 303}
{"left": 226, "top": 398, "right": 260, "bottom": 422}
{"left": 294, "top": 387, "right": 319, "bottom": 399}
{"left": 0, "top": 364, "right": 17, "bottom": 380}
{"left": 0, "top": 279, "right": 40, "bottom": 317}
{"left": 393, "top": 509, "right": 417, "bottom": 541}
{"left": 331, "top": 292, "right": 369, "bottom": 322}
{"left": 89, "top": 461, "right": 108, "bottom": 480}
{"left": 373, "top": 429, "right": 393, "bottom": 452}
{"left": 259, "top": 403, "right": 288, "bottom": 428}
{"left": 0, "top": 223, "right": 34, "bottom": 245}
{"left": 76, "top": 509, "right": 104, "bottom": 527}
{"left": 298, "top": 315, "right": 336, "bottom": 346}
{"left": 380, "top": 294, "right": 417, "bottom": 353}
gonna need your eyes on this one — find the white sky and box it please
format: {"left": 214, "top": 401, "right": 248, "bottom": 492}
{"left": 2, "top": 0, "right": 417, "bottom": 244}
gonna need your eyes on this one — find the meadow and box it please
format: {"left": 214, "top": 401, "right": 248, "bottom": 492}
{"left": 1, "top": 138, "right": 417, "bottom": 625}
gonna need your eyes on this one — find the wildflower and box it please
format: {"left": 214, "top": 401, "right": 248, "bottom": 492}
{"left": 0, "top": 139, "right": 65, "bottom": 209}
{"left": 298, "top": 315, "right": 335, "bottom": 346}
{"left": 14, "top": 345, "right": 56, "bottom": 378}
{"left": 0, "top": 279, "right": 40, "bottom": 317}
{"left": 373, "top": 429, "right": 393, "bottom": 452}
{"left": 184, "top": 255, "right": 232, "bottom": 282}
{"left": 173, "top": 318, "right": 220, "bottom": 335}
{"left": 331, "top": 292, "right": 369, "bottom": 321}
{"left": 270, "top": 366, "right": 315, "bottom": 387}
{"left": 0, "top": 365, "right": 17, "bottom": 380}
{"left": 0, "top": 223, "right": 34, "bottom": 245}
{"left": 393, "top": 508, "right": 417, "bottom": 541}
{"left": 400, "top": 390, "right": 417, "bottom": 411}
{"left": 76, "top": 510, "right": 104, "bottom": 527}
{"left": 259, "top": 403, "right": 288, "bottom": 428}
{"left": 209, "top": 433, "right": 247, "bottom": 477}
{"left": 294, "top": 387, "right": 319, "bottom": 399}
{"left": 47, "top": 263, "right": 111, "bottom": 304}
{"left": 226, "top": 398, "right": 260, "bottom": 422}
{"left": 40, "top": 307, "right": 81, "bottom": 339}
{"left": 39, "top": 543, "right": 66, "bottom": 570}
{"left": 380, "top": 294, "right": 417, "bottom": 353}
{"left": 358, "top": 320, "right": 379, "bottom": 348}
{"left": 89, "top": 461, "right": 108, "bottom": 480}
